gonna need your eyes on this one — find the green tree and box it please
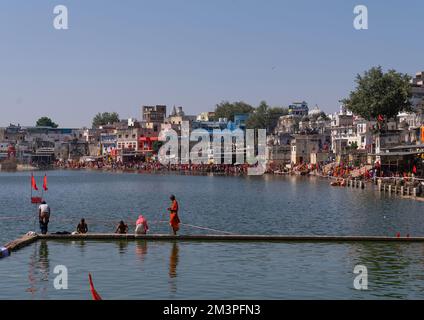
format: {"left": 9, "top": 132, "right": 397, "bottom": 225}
{"left": 92, "top": 112, "right": 120, "bottom": 128}
{"left": 347, "top": 141, "right": 358, "bottom": 150}
{"left": 36, "top": 117, "right": 59, "bottom": 128}
{"left": 342, "top": 66, "right": 412, "bottom": 120}
{"left": 214, "top": 101, "right": 254, "bottom": 121}
{"left": 246, "top": 101, "right": 288, "bottom": 132}
{"left": 152, "top": 140, "right": 163, "bottom": 154}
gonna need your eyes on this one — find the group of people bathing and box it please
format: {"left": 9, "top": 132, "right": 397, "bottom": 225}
{"left": 38, "top": 195, "right": 181, "bottom": 236}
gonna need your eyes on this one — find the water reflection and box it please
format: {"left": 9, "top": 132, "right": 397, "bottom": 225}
{"left": 38, "top": 241, "right": 49, "bottom": 281}
{"left": 169, "top": 242, "right": 179, "bottom": 278}
{"left": 26, "top": 240, "right": 49, "bottom": 297}
{"left": 116, "top": 240, "right": 129, "bottom": 254}
{"left": 71, "top": 240, "right": 87, "bottom": 255}
{"left": 135, "top": 241, "right": 148, "bottom": 263}
{"left": 350, "top": 243, "right": 424, "bottom": 299}
{"left": 11, "top": 240, "right": 424, "bottom": 299}
{"left": 169, "top": 242, "right": 179, "bottom": 293}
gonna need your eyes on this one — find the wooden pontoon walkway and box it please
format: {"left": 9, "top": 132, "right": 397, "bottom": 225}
{"left": 37, "top": 233, "right": 424, "bottom": 242}
{"left": 4, "top": 233, "right": 424, "bottom": 256}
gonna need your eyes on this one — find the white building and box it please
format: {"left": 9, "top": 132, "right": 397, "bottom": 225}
{"left": 330, "top": 106, "right": 357, "bottom": 153}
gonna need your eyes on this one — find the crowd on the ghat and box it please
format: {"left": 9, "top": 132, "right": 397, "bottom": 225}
{"left": 270, "top": 161, "right": 422, "bottom": 180}
{"left": 54, "top": 159, "right": 255, "bottom": 175}
{"left": 54, "top": 158, "right": 423, "bottom": 180}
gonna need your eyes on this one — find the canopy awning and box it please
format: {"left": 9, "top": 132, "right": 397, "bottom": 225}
{"left": 140, "top": 137, "right": 159, "bottom": 141}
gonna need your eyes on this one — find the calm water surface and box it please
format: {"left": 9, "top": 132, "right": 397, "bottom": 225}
{"left": 1, "top": 170, "right": 424, "bottom": 299}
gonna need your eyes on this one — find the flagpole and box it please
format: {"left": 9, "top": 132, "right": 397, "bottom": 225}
{"left": 31, "top": 172, "right": 36, "bottom": 232}
{"left": 41, "top": 175, "right": 44, "bottom": 201}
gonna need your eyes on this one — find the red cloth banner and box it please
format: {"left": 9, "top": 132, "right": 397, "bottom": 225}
{"left": 88, "top": 274, "right": 102, "bottom": 300}
{"left": 31, "top": 174, "right": 38, "bottom": 191}
{"left": 43, "top": 175, "right": 48, "bottom": 191}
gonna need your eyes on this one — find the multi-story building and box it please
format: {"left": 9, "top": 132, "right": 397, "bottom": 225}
{"left": 288, "top": 101, "right": 309, "bottom": 116}
{"left": 330, "top": 106, "right": 357, "bottom": 154}
{"left": 291, "top": 134, "right": 326, "bottom": 164}
{"left": 142, "top": 105, "right": 167, "bottom": 133}
{"left": 197, "top": 112, "right": 215, "bottom": 122}
{"left": 100, "top": 133, "right": 117, "bottom": 156}
{"left": 163, "top": 106, "right": 197, "bottom": 133}
{"left": 0, "top": 124, "right": 26, "bottom": 143}
{"left": 411, "top": 71, "right": 424, "bottom": 110}
{"left": 355, "top": 118, "right": 376, "bottom": 152}
{"left": 275, "top": 114, "right": 299, "bottom": 134}
{"left": 116, "top": 128, "right": 140, "bottom": 152}
{"left": 397, "top": 112, "right": 421, "bottom": 130}
{"left": 230, "top": 114, "right": 249, "bottom": 131}
{"left": 275, "top": 101, "right": 310, "bottom": 134}
{"left": 266, "top": 133, "right": 293, "bottom": 166}
{"left": 298, "top": 106, "right": 331, "bottom": 135}
{"left": 0, "top": 143, "right": 13, "bottom": 160}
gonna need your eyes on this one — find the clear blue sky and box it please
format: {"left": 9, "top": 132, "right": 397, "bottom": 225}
{"left": 0, "top": 0, "right": 422, "bottom": 127}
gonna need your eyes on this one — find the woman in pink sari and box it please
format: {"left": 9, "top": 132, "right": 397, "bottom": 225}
{"left": 135, "top": 215, "right": 149, "bottom": 235}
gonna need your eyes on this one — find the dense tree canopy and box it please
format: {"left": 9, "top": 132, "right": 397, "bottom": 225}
{"left": 246, "top": 101, "right": 288, "bottom": 132}
{"left": 36, "top": 117, "right": 59, "bottom": 128}
{"left": 342, "top": 66, "right": 412, "bottom": 120}
{"left": 214, "top": 101, "right": 254, "bottom": 121}
{"left": 214, "top": 100, "right": 288, "bottom": 132}
{"left": 92, "top": 112, "right": 120, "bottom": 128}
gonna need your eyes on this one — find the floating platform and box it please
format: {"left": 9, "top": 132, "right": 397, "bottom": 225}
{"left": 4, "top": 233, "right": 424, "bottom": 256}
{"left": 36, "top": 233, "right": 424, "bottom": 242}
{"left": 2, "top": 234, "right": 38, "bottom": 256}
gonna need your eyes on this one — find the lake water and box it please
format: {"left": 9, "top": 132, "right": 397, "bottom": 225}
{"left": 1, "top": 170, "right": 424, "bottom": 299}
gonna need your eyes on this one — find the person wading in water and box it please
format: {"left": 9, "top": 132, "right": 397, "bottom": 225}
{"left": 167, "top": 195, "right": 180, "bottom": 235}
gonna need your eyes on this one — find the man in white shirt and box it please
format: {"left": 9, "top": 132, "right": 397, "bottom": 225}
{"left": 38, "top": 201, "right": 51, "bottom": 234}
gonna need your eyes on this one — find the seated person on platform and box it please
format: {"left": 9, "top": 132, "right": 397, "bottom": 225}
{"left": 135, "top": 215, "right": 149, "bottom": 235}
{"left": 115, "top": 220, "right": 129, "bottom": 234}
{"left": 77, "top": 218, "right": 88, "bottom": 234}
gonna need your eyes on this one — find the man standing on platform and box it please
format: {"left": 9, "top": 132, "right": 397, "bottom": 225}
{"left": 38, "top": 201, "right": 51, "bottom": 235}
{"left": 168, "top": 195, "right": 180, "bottom": 236}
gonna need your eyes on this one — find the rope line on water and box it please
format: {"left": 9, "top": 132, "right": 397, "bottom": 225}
{"left": 150, "top": 220, "right": 236, "bottom": 235}
{"left": 180, "top": 223, "right": 236, "bottom": 235}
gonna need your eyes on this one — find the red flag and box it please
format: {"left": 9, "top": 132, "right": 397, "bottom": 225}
{"left": 43, "top": 175, "right": 48, "bottom": 191}
{"left": 88, "top": 274, "right": 102, "bottom": 300}
{"left": 31, "top": 174, "right": 38, "bottom": 191}
{"left": 377, "top": 114, "right": 384, "bottom": 122}
{"left": 412, "top": 165, "right": 417, "bottom": 174}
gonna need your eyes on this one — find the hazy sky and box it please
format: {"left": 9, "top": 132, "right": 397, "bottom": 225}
{"left": 0, "top": 0, "right": 422, "bottom": 127}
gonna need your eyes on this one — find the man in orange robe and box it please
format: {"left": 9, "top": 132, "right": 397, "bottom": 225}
{"left": 168, "top": 195, "right": 180, "bottom": 235}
